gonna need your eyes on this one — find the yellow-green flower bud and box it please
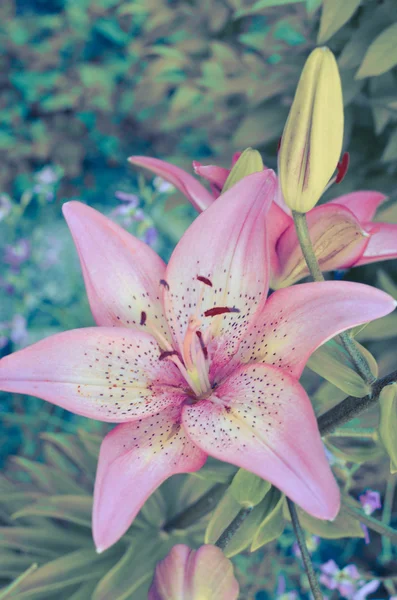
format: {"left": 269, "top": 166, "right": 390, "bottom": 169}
{"left": 278, "top": 47, "right": 344, "bottom": 213}
{"left": 222, "top": 148, "right": 263, "bottom": 193}
{"left": 379, "top": 383, "right": 397, "bottom": 473}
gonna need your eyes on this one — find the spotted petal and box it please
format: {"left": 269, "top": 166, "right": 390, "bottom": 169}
{"left": 128, "top": 156, "right": 214, "bottom": 212}
{"left": 63, "top": 202, "right": 170, "bottom": 342}
{"left": 164, "top": 170, "right": 277, "bottom": 376}
{"left": 93, "top": 407, "right": 206, "bottom": 551}
{"left": 183, "top": 363, "right": 339, "bottom": 520}
{"left": 0, "top": 328, "right": 186, "bottom": 422}
{"left": 236, "top": 281, "right": 396, "bottom": 378}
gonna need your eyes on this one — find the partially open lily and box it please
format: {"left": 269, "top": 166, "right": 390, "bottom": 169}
{"left": 129, "top": 155, "right": 397, "bottom": 288}
{"left": 0, "top": 171, "right": 395, "bottom": 552}
{"left": 148, "top": 544, "right": 239, "bottom": 600}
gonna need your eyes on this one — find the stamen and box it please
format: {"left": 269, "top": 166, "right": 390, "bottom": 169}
{"left": 159, "top": 350, "right": 179, "bottom": 361}
{"left": 196, "top": 331, "right": 208, "bottom": 359}
{"left": 160, "top": 279, "right": 170, "bottom": 290}
{"left": 140, "top": 311, "right": 147, "bottom": 326}
{"left": 197, "top": 275, "right": 213, "bottom": 287}
{"left": 336, "top": 152, "right": 350, "bottom": 184}
{"left": 204, "top": 306, "right": 240, "bottom": 317}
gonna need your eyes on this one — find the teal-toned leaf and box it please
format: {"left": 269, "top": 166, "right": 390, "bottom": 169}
{"left": 233, "top": 105, "right": 289, "bottom": 148}
{"left": 12, "top": 495, "right": 93, "bottom": 528}
{"left": 317, "top": 0, "right": 361, "bottom": 44}
{"left": 11, "top": 457, "right": 86, "bottom": 495}
{"left": 382, "top": 128, "right": 397, "bottom": 162}
{"left": 251, "top": 488, "right": 285, "bottom": 550}
{"left": 288, "top": 504, "right": 365, "bottom": 539}
{"left": 234, "top": 0, "right": 302, "bottom": 18}
{"left": 356, "top": 23, "right": 397, "bottom": 79}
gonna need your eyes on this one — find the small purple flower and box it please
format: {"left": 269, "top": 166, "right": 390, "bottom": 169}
{"left": 35, "top": 166, "right": 59, "bottom": 186}
{"left": 4, "top": 239, "right": 30, "bottom": 268}
{"left": 114, "top": 191, "right": 139, "bottom": 206}
{"left": 0, "top": 335, "right": 8, "bottom": 350}
{"left": 320, "top": 560, "right": 361, "bottom": 598}
{"left": 153, "top": 176, "right": 175, "bottom": 193}
{"left": 359, "top": 490, "right": 381, "bottom": 516}
{"left": 0, "top": 194, "right": 12, "bottom": 221}
{"left": 142, "top": 226, "right": 158, "bottom": 247}
{"left": 353, "top": 579, "right": 380, "bottom": 600}
{"left": 10, "top": 315, "right": 28, "bottom": 346}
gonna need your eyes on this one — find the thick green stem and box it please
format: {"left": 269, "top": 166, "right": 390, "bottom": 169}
{"left": 287, "top": 499, "right": 323, "bottom": 600}
{"left": 292, "top": 210, "right": 376, "bottom": 386}
{"left": 318, "top": 369, "right": 397, "bottom": 436}
{"left": 215, "top": 507, "right": 253, "bottom": 551}
{"left": 342, "top": 498, "right": 397, "bottom": 544}
{"left": 163, "top": 483, "right": 228, "bottom": 532}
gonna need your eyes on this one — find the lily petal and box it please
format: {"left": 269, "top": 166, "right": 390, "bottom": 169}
{"left": 356, "top": 222, "right": 397, "bottom": 265}
{"left": 274, "top": 204, "right": 369, "bottom": 287}
{"left": 128, "top": 156, "right": 214, "bottom": 212}
{"left": 93, "top": 407, "right": 206, "bottom": 551}
{"left": 183, "top": 363, "right": 340, "bottom": 520}
{"left": 330, "top": 191, "right": 387, "bottom": 222}
{"left": 267, "top": 202, "right": 291, "bottom": 286}
{"left": 149, "top": 544, "right": 239, "bottom": 600}
{"left": 192, "top": 162, "right": 230, "bottom": 199}
{"left": 0, "top": 328, "right": 186, "bottom": 422}
{"left": 63, "top": 202, "right": 170, "bottom": 342}
{"left": 164, "top": 171, "right": 277, "bottom": 375}
{"left": 236, "top": 281, "right": 396, "bottom": 378}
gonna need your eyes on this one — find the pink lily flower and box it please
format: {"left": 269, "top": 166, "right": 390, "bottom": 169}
{"left": 148, "top": 544, "right": 239, "bottom": 600}
{"left": 0, "top": 172, "right": 395, "bottom": 552}
{"left": 129, "top": 155, "right": 397, "bottom": 288}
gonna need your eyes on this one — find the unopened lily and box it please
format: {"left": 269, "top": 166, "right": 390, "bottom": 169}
{"left": 129, "top": 155, "right": 397, "bottom": 288}
{"left": 0, "top": 171, "right": 395, "bottom": 552}
{"left": 148, "top": 544, "right": 239, "bottom": 600}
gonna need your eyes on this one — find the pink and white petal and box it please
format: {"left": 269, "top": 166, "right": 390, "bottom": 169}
{"left": 0, "top": 328, "right": 186, "bottom": 422}
{"left": 149, "top": 544, "right": 239, "bottom": 600}
{"left": 128, "top": 156, "right": 214, "bottom": 213}
{"left": 356, "top": 222, "right": 397, "bottom": 265}
{"left": 63, "top": 202, "right": 170, "bottom": 342}
{"left": 329, "top": 191, "right": 387, "bottom": 222}
{"left": 164, "top": 170, "right": 277, "bottom": 375}
{"left": 93, "top": 407, "right": 207, "bottom": 551}
{"left": 274, "top": 204, "right": 369, "bottom": 287}
{"left": 192, "top": 162, "right": 230, "bottom": 198}
{"left": 267, "top": 201, "right": 292, "bottom": 287}
{"left": 235, "top": 281, "right": 396, "bottom": 379}
{"left": 183, "top": 363, "right": 340, "bottom": 520}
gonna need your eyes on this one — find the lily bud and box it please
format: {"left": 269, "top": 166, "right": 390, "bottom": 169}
{"left": 279, "top": 47, "right": 344, "bottom": 213}
{"left": 148, "top": 544, "right": 239, "bottom": 600}
{"left": 379, "top": 383, "right": 397, "bottom": 473}
{"left": 222, "top": 147, "right": 263, "bottom": 193}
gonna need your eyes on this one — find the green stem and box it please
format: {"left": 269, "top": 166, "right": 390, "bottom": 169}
{"left": 292, "top": 210, "right": 376, "bottom": 386}
{"left": 292, "top": 210, "right": 324, "bottom": 282}
{"left": 0, "top": 563, "right": 38, "bottom": 599}
{"left": 215, "top": 507, "right": 253, "bottom": 551}
{"left": 163, "top": 483, "right": 228, "bottom": 532}
{"left": 287, "top": 499, "right": 323, "bottom": 600}
{"left": 318, "top": 369, "right": 397, "bottom": 436}
{"left": 329, "top": 427, "right": 376, "bottom": 439}
{"left": 342, "top": 498, "right": 397, "bottom": 544}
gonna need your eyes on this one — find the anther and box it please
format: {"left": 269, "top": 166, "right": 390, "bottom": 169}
{"left": 196, "top": 331, "right": 208, "bottom": 359}
{"left": 160, "top": 279, "right": 170, "bottom": 290}
{"left": 140, "top": 311, "right": 147, "bottom": 326}
{"left": 204, "top": 306, "right": 240, "bottom": 317}
{"left": 335, "top": 152, "right": 350, "bottom": 184}
{"left": 159, "top": 350, "right": 179, "bottom": 361}
{"left": 197, "top": 275, "right": 213, "bottom": 287}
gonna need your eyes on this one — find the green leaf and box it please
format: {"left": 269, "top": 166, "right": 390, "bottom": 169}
{"left": 10, "top": 458, "right": 86, "bottom": 495}
{"left": 325, "top": 438, "right": 384, "bottom": 464}
{"left": 0, "top": 525, "right": 89, "bottom": 557}
{"left": 230, "top": 469, "right": 271, "bottom": 508}
{"left": 6, "top": 548, "right": 120, "bottom": 599}
{"left": 306, "top": 0, "right": 322, "bottom": 13}
{"left": 290, "top": 504, "right": 365, "bottom": 539}
{"left": 234, "top": 0, "right": 302, "bottom": 18}
{"left": 251, "top": 488, "right": 285, "bottom": 550}
{"left": 233, "top": 105, "right": 289, "bottom": 148}
{"left": 382, "top": 128, "right": 397, "bottom": 162}
{"left": 12, "top": 495, "right": 93, "bottom": 528}
{"left": 356, "top": 23, "right": 397, "bottom": 79}
{"left": 192, "top": 458, "right": 237, "bottom": 484}
{"left": 93, "top": 532, "right": 163, "bottom": 600}
{"left": 356, "top": 312, "right": 397, "bottom": 341}
{"left": 317, "top": 0, "right": 361, "bottom": 44}
{"left": 378, "top": 383, "right": 397, "bottom": 473}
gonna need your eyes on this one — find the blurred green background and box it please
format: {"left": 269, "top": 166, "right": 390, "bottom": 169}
{"left": 1, "top": 0, "right": 397, "bottom": 598}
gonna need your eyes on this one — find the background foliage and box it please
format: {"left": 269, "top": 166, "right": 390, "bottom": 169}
{"left": 1, "top": 0, "right": 397, "bottom": 597}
